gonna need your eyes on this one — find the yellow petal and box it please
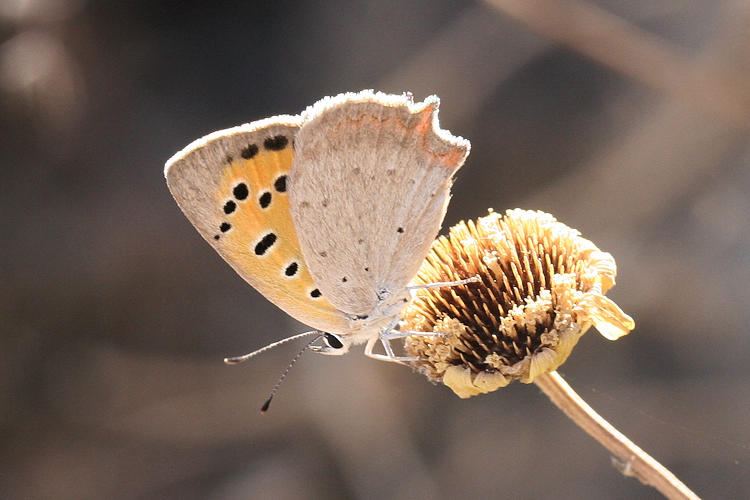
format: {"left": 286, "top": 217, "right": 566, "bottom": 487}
{"left": 443, "top": 365, "right": 483, "bottom": 398}
{"left": 442, "top": 365, "right": 509, "bottom": 398}
{"left": 579, "top": 293, "right": 635, "bottom": 341}
{"left": 474, "top": 370, "right": 510, "bottom": 392}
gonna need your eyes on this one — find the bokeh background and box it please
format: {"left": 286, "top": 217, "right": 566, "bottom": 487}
{"left": 3, "top": 0, "right": 749, "bottom": 498}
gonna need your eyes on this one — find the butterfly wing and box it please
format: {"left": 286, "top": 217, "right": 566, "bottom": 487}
{"left": 165, "top": 117, "right": 350, "bottom": 334}
{"left": 289, "top": 91, "right": 470, "bottom": 317}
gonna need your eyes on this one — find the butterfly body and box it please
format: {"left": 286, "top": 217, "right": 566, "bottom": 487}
{"left": 165, "top": 91, "right": 469, "bottom": 358}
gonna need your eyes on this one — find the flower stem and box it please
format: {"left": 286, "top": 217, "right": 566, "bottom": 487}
{"left": 534, "top": 371, "right": 700, "bottom": 500}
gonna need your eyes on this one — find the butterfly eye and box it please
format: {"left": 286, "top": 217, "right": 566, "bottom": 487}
{"left": 323, "top": 333, "right": 344, "bottom": 349}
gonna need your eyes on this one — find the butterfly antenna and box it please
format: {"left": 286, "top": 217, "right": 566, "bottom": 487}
{"left": 260, "top": 334, "right": 322, "bottom": 414}
{"left": 224, "top": 330, "right": 323, "bottom": 365}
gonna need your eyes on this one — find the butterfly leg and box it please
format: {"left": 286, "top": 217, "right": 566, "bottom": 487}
{"left": 406, "top": 275, "right": 480, "bottom": 291}
{"left": 381, "top": 330, "right": 450, "bottom": 340}
{"left": 365, "top": 322, "right": 449, "bottom": 363}
{"left": 364, "top": 319, "right": 420, "bottom": 363}
{"left": 364, "top": 335, "right": 409, "bottom": 363}
{"left": 380, "top": 330, "right": 450, "bottom": 358}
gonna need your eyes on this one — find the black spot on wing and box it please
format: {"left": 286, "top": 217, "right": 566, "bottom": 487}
{"left": 259, "top": 191, "right": 271, "bottom": 209}
{"left": 223, "top": 200, "right": 236, "bottom": 214}
{"left": 284, "top": 262, "right": 298, "bottom": 277}
{"left": 220, "top": 222, "right": 231, "bottom": 233}
{"left": 233, "top": 183, "right": 249, "bottom": 200}
{"left": 310, "top": 288, "right": 321, "bottom": 298}
{"left": 254, "top": 233, "right": 277, "bottom": 256}
{"left": 241, "top": 144, "right": 258, "bottom": 159}
{"left": 274, "top": 175, "right": 287, "bottom": 192}
{"left": 264, "top": 135, "right": 288, "bottom": 151}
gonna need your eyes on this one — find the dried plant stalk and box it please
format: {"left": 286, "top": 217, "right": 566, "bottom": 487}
{"left": 535, "top": 371, "right": 700, "bottom": 500}
{"left": 401, "top": 209, "right": 699, "bottom": 499}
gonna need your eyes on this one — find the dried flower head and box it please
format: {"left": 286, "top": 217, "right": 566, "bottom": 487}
{"left": 402, "top": 209, "right": 635, "bottom": 398}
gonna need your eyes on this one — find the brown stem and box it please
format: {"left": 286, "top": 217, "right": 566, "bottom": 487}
{"left": 482, "top": 0, "right": 750, "bottom": 127}
{"left": 534, "top": 371, "right": 700, "bottom": 500}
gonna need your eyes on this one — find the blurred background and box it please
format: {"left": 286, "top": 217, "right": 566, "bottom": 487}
{"left": 2, "top": 0, "right": 749, "bottom": 498}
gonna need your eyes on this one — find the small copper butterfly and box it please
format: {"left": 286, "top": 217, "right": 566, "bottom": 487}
{"left": 165, "top": 90, "right": 470, "bottom": 363}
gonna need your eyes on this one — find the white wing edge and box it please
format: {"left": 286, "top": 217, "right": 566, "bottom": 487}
{"left": 163, "top": 114, "right": 303, "bottom": 178}
{"left": 300, "top": 90, "right": 471, "bottom": 156}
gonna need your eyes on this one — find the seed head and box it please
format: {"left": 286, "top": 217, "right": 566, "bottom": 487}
{"left": 402, "top": 209, "right": 634, "bottom": 398}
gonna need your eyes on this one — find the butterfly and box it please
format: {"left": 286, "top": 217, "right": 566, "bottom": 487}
{"left": 165, "top": 90, "right": 470, "bottom": 362}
